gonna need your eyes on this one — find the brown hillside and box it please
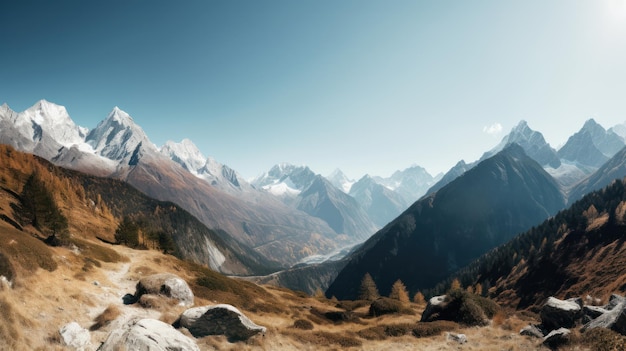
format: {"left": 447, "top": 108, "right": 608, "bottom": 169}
{"left": 0, "top": 145, "right": 551, "bottom": 350}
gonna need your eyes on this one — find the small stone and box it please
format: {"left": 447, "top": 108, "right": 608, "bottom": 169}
{"left": 446, "top": 332, "right": 467, "bottom": 344}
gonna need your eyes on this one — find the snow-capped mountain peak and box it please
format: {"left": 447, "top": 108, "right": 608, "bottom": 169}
{"left": 483, "top": 120, "right": 560, "bottom": 168}
{"left": 20, "top": 100, "right": 87, "bottom": 146}
{"left": 251, "top": 163, "right": 317, "bottom": 198}
{"left": 85, "top": 106, "right": 156, "bottom": 162}
{"left": 161, "top": 139, "right": 207, "bottom": 173}
{"left": 326, "top": 168, "right": 356, "bottom": 193}
{"left": 579, "top": 118, "right": 625, "bottom": 157}
{"left": 0, "top": 100, "right": 92, "bottom": 160}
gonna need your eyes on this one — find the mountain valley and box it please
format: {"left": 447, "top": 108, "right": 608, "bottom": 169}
{"left": 4, "top": 100, "right": 626, "bottom": 350}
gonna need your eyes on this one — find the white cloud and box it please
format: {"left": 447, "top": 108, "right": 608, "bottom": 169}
{"left": 483, "top": 123, "right": 503, "bottom": 136}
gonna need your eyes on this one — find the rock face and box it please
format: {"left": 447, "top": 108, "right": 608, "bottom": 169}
{"left": 540, "top": 297, "right": 582, "bottom": 331}
{"left": 180, "top": 304, "right": 266, "bottom": 341}
{"left": 420, "top": 295, "right": 447, "bottom": 322}
{"left": 134, "top": 273, "right": 194, "bottom": 306}
{"left": 582, "top": 299, "right": 626, "bottom": 335}
{"left": 59, "top": 322, "right": 90, "bottom": 350}
{"left": 99, "top": 318, "right": 200, "bottom": 351}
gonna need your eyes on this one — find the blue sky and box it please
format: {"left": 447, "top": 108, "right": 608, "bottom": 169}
{"left": 2, "top": 1, "right": 626, "bottom": 180}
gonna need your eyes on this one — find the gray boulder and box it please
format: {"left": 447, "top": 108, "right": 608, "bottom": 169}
{"left": 540, "top": 297, "right": 582, "bottom": 331}
{"left": 59, "top": 322, "right": 90, "bottom": 350}
{"left": 520, "top": 324, "right": 545, "bottom": 338}
{"left": 420, "top": 295, "right": 446, "bottom": 322}
{"left": 583, "top": 305, "right": 609, "bottom": 323}
{"left": 582, "top": 301, "right": 626, "bottom": 335}
{"left": 543, "top": 328, "right": 570, "bottom": 348}
{"left": 606, "top": 294, "right": 625, "bottom": 310}
{"left": 99, "top": 318, "right": 199, "bottom": 351}
{"left": 567, "top": 297, "right": 583, "bottom": 308}
{"left": 180, "top": 304, "right": 266, "bottom": 341}
{"left": 134, "top": 273, "right": 194, "bottom": 306}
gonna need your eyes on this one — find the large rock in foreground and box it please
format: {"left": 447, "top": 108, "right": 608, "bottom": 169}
{"left": 135, "top": 273, "right": 194, "bottom": 306}
{"left": 543, "top": 328, "right": 571, "bottom": 349}
{"left": 420, "top": 295, "right": 446, "bottom": 322}
{"left": 99, "top": 318, "right": 199, "bottom": 351}
{"left": 420, "top": 290, "right": 498, "bottom": 326}
{"left": 180, "top": 304, "right": 266, "bottom": 341}
{"left": 540, "top": 297, "right": 581, "bottom": 331}
{"left": 59, "top": 322, "right": 90, "bottom": 350}
{"left": 582, "top": 300, "right": 626, "bottom": 335}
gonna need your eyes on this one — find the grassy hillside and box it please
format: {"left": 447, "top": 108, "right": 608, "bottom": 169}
{"left": 0, "top": 144, "right": 278, "bottom": 275}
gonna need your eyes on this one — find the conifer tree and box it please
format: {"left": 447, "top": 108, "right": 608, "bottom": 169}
{"left": 450, "top": 278, "right": 462, "bottom": 291}
{"left": 389, "top": 279, "right": 410, "bottom": 304}
{"left": 413, "top": 291, "right": 426, "bottom": 305}
{"left": 158, "top": 231, "right": 176, "bottom": 254}
{"left": 18, "top": 172, "right": 69, "bottom": 245}
{"left": 474, "top": 283, "right": 483, "bottom": 296}
{"left": 115, "top": 216, "right": 139, "bottom": 247}
{"left": 358, "top": 273, "right": 379, "bottom": 301}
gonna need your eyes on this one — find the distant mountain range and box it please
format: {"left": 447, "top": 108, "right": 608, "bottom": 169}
{"left": 326, "top": 118, "right": 626, "bottom": 300}
{"left": 0, "top": 101, "right": 356, "bottom": 268}
{"left": 4, "top": 99, "right": 626, "bottom": 299}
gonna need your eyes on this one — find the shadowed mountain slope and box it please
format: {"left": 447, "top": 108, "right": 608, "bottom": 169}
{"left": 326, "top": 144, "right": 565, "bottom": 300}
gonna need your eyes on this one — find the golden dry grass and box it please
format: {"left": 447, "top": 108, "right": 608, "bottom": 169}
{"left": 0, "top": 234, "right": 562, "bottom": 351}
{"left": 90, "top": 304, "right": 121, "bottom": 331}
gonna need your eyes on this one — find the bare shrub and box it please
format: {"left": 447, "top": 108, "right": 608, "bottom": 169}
{"left": 582, "top": 328, "right": 626, "bottom": 351}
{"left": 412, "top": 320, "right": 459, "bottom": 338}
{"left": 90, "top": 305, "right": 121, "bottom": 331}
{"left": 292, "top": 319, "right": 314, "bottom": 330}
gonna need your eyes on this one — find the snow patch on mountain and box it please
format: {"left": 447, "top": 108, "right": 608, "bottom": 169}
{"left": 204, "top": 236, "right": 226, "bottom": 270}
{"left": 86, "top": 107, "right": 158, "bottom": 162}
{"left": 262, "top": 181, "right": 302, "bottom": 197}
{"left": 326, "top": 169, "right": 356, "bottom": 193}
{"left": 160, "top": 139, "right": 245, "bottom": 190}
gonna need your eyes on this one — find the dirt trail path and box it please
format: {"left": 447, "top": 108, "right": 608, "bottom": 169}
{"left": 86, "top": 251, "right": 161, "bottom": 349}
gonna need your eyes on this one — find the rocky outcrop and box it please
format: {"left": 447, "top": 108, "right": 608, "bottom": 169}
{"left": 543, "top": 328, "right": 571, "bottom": 348}
{"left": 420, "top": 295, "right": 447, "bottom": 322}
{"left": 540, "top": 297, "right": 582, "bottom": 331}
{"left": 179, "top": 304, "right": 266, "bottom": 341}
{"left": 521, "top": 294, "right": 626, "bottom": 342}
{"left": 134, "top": 273, "right": 194, "bottom": 306}
{"left": 99, "top": 318, "right": 199, "bottom": 351}
{"left": 582, "top": 299, "right": 626, "bottom": 334}
{"left": 520, "top": 324, "right": 545, "bottom": 338}
{"left": 420, "top": 290, "right": 497, "bottom": 326}
{"left": 59, "top": 322, "right": 90, "bottom": 350}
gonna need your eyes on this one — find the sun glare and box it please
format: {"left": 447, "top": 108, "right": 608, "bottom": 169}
{"left": 608, "top": 0, "right": 626, "bottom": 21}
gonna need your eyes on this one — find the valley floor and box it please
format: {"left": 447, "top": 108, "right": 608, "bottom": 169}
{"left": 0, "top": 239, "right": 576, "bottom": 350}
